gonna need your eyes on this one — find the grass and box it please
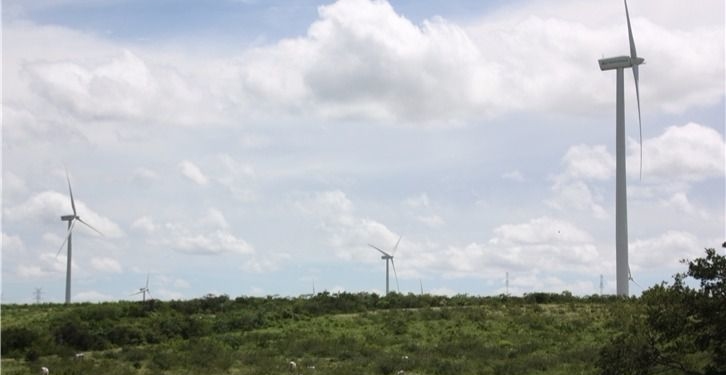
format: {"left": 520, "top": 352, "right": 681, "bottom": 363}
{"left": 1, "top": 294, "right": 622, "bottom": 374}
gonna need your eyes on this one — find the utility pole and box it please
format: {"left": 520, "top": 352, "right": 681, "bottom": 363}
{"left": 34, "top": 288, "right": 43, "bottom": 304}
{"left": 599, "top": 275, "right": 604, "bottom": 296}
{"left": 505, "top": 272, "right": 509, "bottom": 296}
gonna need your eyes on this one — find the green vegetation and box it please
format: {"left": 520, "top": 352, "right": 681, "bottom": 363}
{"left": 598, "top": 248, "right": 726, "bottom": 375}
{"left": 2, "top": 248, "right": 723, "bottom": 375}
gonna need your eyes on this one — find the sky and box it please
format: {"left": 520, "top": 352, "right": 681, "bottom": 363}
{"left": 1, "top": 0, "right": 724, "bottom": 303}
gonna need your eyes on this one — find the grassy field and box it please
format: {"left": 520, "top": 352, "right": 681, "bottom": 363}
{"left": 1, "top": 293, "right": 626, "bottom": 375}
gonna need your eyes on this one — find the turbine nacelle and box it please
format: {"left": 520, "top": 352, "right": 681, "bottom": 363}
{"left": 598, "top": 56, "right": 644, "bottom": 71}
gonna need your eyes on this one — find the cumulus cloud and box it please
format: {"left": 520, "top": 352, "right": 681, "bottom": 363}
{"left": 631, "top": 123, "right": 725, "bottom": 182}
{"left": 178, "top": 160, "right": 209, "bottom": 186}
{"left": 547, "top": 144, "right": 612, "bottom": 218}
{"left": 491, "top": 216, "right": 592, "bottom": 245}
{"left": 148, "top": 208, "right": 254, "bottom": 256}
{"left": 131, "top": 216, "right": 157, "bottom": 234}
{"left": 630, "top": 230, "right": 704, "bottom": 271}
{"left": 561, "top": 145, "right": 615, "bottom": 181}
{"left": 2, "top": 233, "right": 26, "bottom": 253}
{"left": 502, "top": 170, "right": 525, "bottom": 182}
{"left": 296, "top": 190, "right": 399, "bottom": 260}
{"left": 4, "top": 191, "right": 125, "bottom": 237}
{"left": 90, "top": 257, "right": 123, "bottom": 273}
{"left": 5, "top": 0, "right": 721, "bottom": 132}
{"left": 16, "top": 252, "right": 69, "bottom": 279}
{"left": 660, "top": 192, "right": 709, "bottom": 219}
{"left": 416, "top": 214, "right": 445, "bottom": 228}
{"left": 170, "top": 230, "right": 253, "bottom": 255}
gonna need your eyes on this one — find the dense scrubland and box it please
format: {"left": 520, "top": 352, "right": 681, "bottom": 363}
{"left": 2, "top": 248, "right": 723, "bottom": 375}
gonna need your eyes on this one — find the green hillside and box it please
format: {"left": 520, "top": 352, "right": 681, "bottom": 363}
{"left": 2, "top": 248, "right": 723, "bottom": 375}
{"left": 1, "top": 293, "right": 623, "bottom": 375}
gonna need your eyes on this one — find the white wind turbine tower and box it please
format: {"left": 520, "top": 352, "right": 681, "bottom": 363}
{"left": 132, "top": 274, "right": 152, "bottom": 302}
{"left": 57, "top": 171, "right": 104, "bottom": 304}
{"left": 368, "top": 236, "right": 401, "bottom": 295}
{"left": 598, "top": 0, "right": 645, "bottom": 297}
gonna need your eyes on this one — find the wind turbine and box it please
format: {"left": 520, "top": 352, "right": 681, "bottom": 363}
{"left": 368, "top": 236, "right": 401, "bottom": 295}
{"left": 598, "top": 0, "right": 645, "bottom": 297}
{"left": 56, "top": 171, "right": 104, "bottom": 304}
{"left": 132, "top": 274, "right": 151, "bottom": 302}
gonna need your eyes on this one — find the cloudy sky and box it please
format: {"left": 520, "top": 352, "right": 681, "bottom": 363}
{"left": 2, "top": 0, "right": 724, "bottom": 303}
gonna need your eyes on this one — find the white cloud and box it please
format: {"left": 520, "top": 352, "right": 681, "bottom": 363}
{"left": 4, "top": 191, "right": 125, "bottom": 237}
{"left": 144, "top": 208, "right": 254, "bottom": 256}
{"left": 296, "top": 190, "right": 398, "bottom": 261}
{"left": 548, "top": 180, "right": 608, "bottom": 219}
{"left": 16, "top": 252, "right": 68, "bottom": 279}
{"left": 132, "top": 167, "right": 158, "bottom": 186}
{"left": 200, "top": 208, "right": 230, "bottom": 230}
{"left": 561, "top": 145, "right": 615, "bottom": 181}
{"left": 630, "top": 231, "right": 703, "bottom": 271}
{"left": 131, "top": 216, "right": 157, "bottom": 233}
{"left": 2, "top": 233, "right": 26, "bottom": 253}
{"left": 215, "top": 154, "right": 257, "bottom": 202}
{"left": 241, "top": 253, "right": 291, "bottom": 274}
{"left": 491, "top": 216, "right": 592, "bottom": 245}
{"left": 3, "top": 0, "right": 722, "bottom": 135}
{"left": 546, "top": 144, "right": 613, "bottom": 218}
{"left": 403, "top": 193, "right": 430, "bottom": 209}
{"left": 631, "top": 123, "right": 725, "bottom": 182}
{"left": 660, "top": 192, "right": 709, "bottom": 219}
{"left": 416, "top": 214, "right": 445, "bottom": 228}
{"left": 502, "top": 170, "right": 525, "bottom": 182}
{"left": 178, "top": 160, "right": 209, "bottom": 185}
{"left": 168, "top": 230, "right": 254, "bottom": 255}
{"left": 90, "top": 257, "right": 122, "bottom": 273}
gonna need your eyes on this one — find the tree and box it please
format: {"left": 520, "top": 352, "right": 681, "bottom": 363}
{"left": 598, "top": 248, "right": 726, "bottom": 375}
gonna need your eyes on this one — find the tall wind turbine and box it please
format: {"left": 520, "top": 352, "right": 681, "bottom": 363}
{"left": 598, "top": 0, "right": 645, "bottom": 297}
{"left": 368, "top": 236, "right": 401, "bottom": 295}
{"left": 57, "top": 171, "right": 104, "bottom": 304}
{"left": 132, "top": 274, "right": 152, "bottom": 302}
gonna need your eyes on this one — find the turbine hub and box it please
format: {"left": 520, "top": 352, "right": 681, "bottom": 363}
{"left": 61, "top": 215, "right": 75, "bottom": 221}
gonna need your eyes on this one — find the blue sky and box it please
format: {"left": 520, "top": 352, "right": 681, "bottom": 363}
{"left": 2, "top": 0, "right": 724, "bottom": 303}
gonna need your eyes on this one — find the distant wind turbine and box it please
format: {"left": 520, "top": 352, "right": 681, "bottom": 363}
{"left": 56, "top": 171, "right": 104, "bottom": 304}
{"left": 369, "top": 236, "right": 401, "bottom": 295}
{"left": 598, "top": 0, "right": 645, "bottom": 297}
{"left": 132, "top": 274, "right": 151, "bottom": 302}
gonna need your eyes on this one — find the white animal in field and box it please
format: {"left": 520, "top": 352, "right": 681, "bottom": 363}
{"left": 40, "top": 367, "right": 49, "bottom": 375}
{"left": 289, "top": 361, "right": 297, "bottom": 371}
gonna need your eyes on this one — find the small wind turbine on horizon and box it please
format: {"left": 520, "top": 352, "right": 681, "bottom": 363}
{"left": 56, "top": 171, "right": 104, "bottom": 304}
{"left": 132, "top": 274, "right": 152, "bottom": 302}
{"left": 369, "top": 236, "right": 401, "bottom": 295}
{"left": 598, "top": 0, "right": 645, "bottom": 297}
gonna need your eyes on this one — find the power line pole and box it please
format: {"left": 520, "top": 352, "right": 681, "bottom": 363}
{"left": 34, "top": 288, "right": 43, "bottom": 304}
{"left": 599, "top": 275, "right": 604, "bottom": 296}
{"left": 505, "top": 272, "right": 509, "bottom": 296}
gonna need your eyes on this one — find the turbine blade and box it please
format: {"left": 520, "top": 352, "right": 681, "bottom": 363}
{"left": 391, "top": 258, "right": 400, "bottom": 293}
{"left": 56, "top": 220, "right": 76, "bottom": 257}
{"left": 392, "top": 235, "right": 402, "bottom": 254}
{"left": 77, "top": 217, "right": 104, "bottom": 237}
{"left": 625, "top": 0, "right": 643, "bottom": 179}
{"left": 634, "top": 65, "right": 643, "bottom": 179}
{"left": 368, "top": 244, "right": 391, "bottom": 257}
{"left": 628, "top": 266, "right": 642, "bottom": 289}
{"left": 625, "top": 0, "right": 637, "bottom": 60}
{"left": 66, "top": 170, "right": 77, "bottom": 216}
